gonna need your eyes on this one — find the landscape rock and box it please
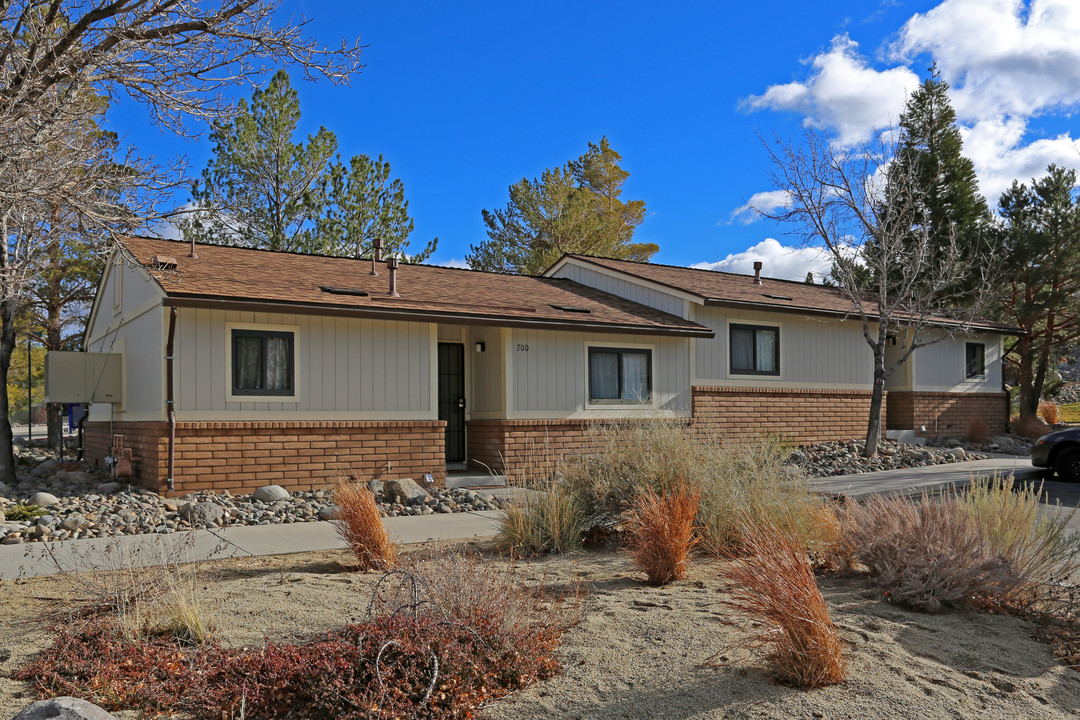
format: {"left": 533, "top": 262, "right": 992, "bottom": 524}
{"left": 13, "top": 696, "right": 118, "bottom": 719}
{"left": 96, "top": 482, "right": 121, "bottom": 494}
{"left": 27, "top": 492, "right": 60, "bottom": 508}
{"left": 0, "top": 481, "right": 10, "bottom": 497}
{"left": 51, "top": 470, "right": 90, "bottom": 484}
{"left": 251, "top": 485, "right": 291, "bottom": 503}
{"left": 384, "top": 478, "right": 429, "bottom": 505}
{"left": 31, "top": 459, "right": 60, "bottom": 477}
{"left": 368, "top": 479, "right": 384, "bottom": 496}
{"left": 318, "top": 505, "right": 341, "bottom": 521}
{"left": 180, "top": 501, "right": 224, "bottom": 526}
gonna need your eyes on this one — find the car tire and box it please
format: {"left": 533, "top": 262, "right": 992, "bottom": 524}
{"left": 1054, "top": 447, "right": 1080, "bottom": 483}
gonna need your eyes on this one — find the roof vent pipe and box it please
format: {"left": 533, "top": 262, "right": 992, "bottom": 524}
{"left": 370, "top": 237, "right": 382, "bottom": 276}
{"left": 752, "top": 261, "right": 763, "bottom": 285}
{"left": 387, "top": 257, "right": 400, "bottom": 297}
{"left": 188, "top": 236, "right": 198, "bottom": 260}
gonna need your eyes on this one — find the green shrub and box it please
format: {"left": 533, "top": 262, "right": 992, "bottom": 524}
{"left": 6, "top": 504, "right": 47, "bottom": 521}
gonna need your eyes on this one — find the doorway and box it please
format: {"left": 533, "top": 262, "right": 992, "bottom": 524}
{"left": 437, "top": 342, "right": 466, "bottom": 464}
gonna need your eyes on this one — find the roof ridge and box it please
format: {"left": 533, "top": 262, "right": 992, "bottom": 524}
{"left": 565, "top": 252, "right": 841, "bottom": 290}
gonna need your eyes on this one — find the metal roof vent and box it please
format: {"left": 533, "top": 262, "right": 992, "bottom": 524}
{"left": 320, "top": 286, "right": 370, "bottom": 297}
{"left": 151, "top": 255, "right": 178, "bottom": 270}
{"left": 550, "top": 304, "right": 591, "bottom": 313}
{"left": 752, "top": 261, "right": 763, "bottom": 285}
{"left": 386, "top": 257, "right": 400, "bottom": 297}
{"left": 762, "top": 293, "right": 794, "bottom": 301}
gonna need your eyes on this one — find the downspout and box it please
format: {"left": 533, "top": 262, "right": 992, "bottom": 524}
{"left": 165, "top": 306, "right": 178, "bottom": 492}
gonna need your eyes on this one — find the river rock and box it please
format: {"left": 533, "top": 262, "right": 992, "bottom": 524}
{"left": 13, "top": 696, "right": 118, "bottom": 719}
{"left": 384, "top": 478, "right": 429, "bottom": 505}
{"left": 251, "top": 485, "right": 290, "bottom": 503}
{"left": 27, "top": 492, "right": 60, "bottom": 507}
{"left": 31, "top": 459, "right": 60, "bottom": 477}
{"left": 318, "top": 505, "right": 341, "bottom": 521}
{"left": 51, "top": 470, "right": 90, "bottom": 484}
{"left": 96, "top": 482, "right": 121, "bottom": 494}
{"left": 180, "top": 501, "right": 224, "bottom": 526}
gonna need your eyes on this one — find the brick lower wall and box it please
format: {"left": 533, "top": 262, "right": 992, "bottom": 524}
{"left": 85, "top": 420, "right": 446, "bottom": 497}
{"left": 885, "top": 391, "right": 1009, "bottom": 438}
{"left": 690, "top": 386, "right": 882, "bottom": 444}
{"left": 467, "top": 419, "right": 611, "bottom": 477}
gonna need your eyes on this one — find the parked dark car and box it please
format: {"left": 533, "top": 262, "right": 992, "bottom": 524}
{"left": 1031, "top": 428, "right": 1080, "bottom": 481}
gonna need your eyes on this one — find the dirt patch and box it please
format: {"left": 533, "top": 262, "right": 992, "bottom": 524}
{"left": 1, "top": 545, "right": 1078, "bottom": 719}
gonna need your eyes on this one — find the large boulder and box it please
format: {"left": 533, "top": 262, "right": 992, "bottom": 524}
{"left": 51, "top": 470, "right": 90, "bottom": 485}
{"left": 383, "top": 478, "right": 429, "bottom": 505}
{"left": 31, "top": 459, "right": 60, "bottom": 477}
{"left": 318, "top": 505, "right": 341, "bottom": 521}
{"left": 96, "top": 482, "right": 121, "bottom": 494}
{"left": 13, "top": 696, "right": 117, "bottom": 719}
{"left": 180, "top": 501, "right": 224, "bottom": 526}
{"left": 27, "top": 492, "right": 60, "bottom": 508}
{"left": 251, "top": 485, "right": 290, "bottom": 503}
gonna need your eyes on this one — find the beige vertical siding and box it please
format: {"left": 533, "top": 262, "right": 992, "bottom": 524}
{"left": 173, "top": 308, "right": 435, "bottom": 419}
{"left": 552, "top": 263, "right": 689, "bottom": 318}
{"left": 693, "top": 306, "right": 875, "bottom": 388}
{"left": 468, "top": 326, "right": 505, "bottom": 416}
{"left": 912, "top": 333, "right": 1002, "bottom": 392}
{"left": 508, "top": 328, "right": 690, "bottom": 417}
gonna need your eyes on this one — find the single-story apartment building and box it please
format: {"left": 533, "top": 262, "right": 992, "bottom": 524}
{"left": 80, "top": 236, "right": 1012, "bottom": 496}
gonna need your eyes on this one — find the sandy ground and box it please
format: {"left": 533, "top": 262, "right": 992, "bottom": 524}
{"left": 1, "top": 545, "right": 1078, "bottom": 720}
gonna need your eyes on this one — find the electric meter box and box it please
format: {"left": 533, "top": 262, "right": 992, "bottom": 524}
{"left": 44, "top": 352, "right": 123, "bottom": 404}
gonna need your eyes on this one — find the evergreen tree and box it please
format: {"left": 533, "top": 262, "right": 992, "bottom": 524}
{"left": 183, "top": 71, "right": 337, "bottom": 253}
{"left": 316, "top": 154, "right": 436, "bottom": 261}
{"left": 468, "top": 138, "right": 656, "bottom": 274}
{"left": 996, "top": 165, "right": 1080, "bottom": 418}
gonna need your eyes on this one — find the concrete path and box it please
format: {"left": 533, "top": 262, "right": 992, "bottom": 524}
{"left": 811, "top": 456, "right": 1047, "bottom": 499}
{"left": 0, "top": 510, "right": 503, "bottom": 581}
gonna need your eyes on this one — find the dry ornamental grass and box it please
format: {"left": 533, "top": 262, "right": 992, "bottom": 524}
{"left": 623, "top": 481, "right": 700, "bottom": 585}
{"left": 332, "top": 477, "right": 396, "bottom": 570}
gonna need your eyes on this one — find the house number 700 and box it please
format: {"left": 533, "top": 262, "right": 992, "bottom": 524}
{"left": 516, "top": 344, "right": 529, "bottom": 351}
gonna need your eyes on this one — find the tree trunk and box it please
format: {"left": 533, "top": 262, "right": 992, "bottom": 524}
{"left": 1017, "top": 332, "right": 1037, "bottom": 418}
{"left": 863, "top": 353, "right": 886, "bottom": 458}
{"left": 47, "top": 403, "right": 62, "bottom": 450}
{"left": 0, "top": 297, "right": 18, "bottom": 486}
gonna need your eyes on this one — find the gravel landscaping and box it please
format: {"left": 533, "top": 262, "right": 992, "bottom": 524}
{"left": 791, "top": 438, "right": 991, "bottom": 477}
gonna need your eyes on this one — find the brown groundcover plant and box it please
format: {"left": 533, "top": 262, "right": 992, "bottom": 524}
{"left": 717, "top": 517, "right": 847, "bottom": 688}
{"left": 623, "top": 481, "right": 700, "bottom": 584}
{"left": 333, "top": 477, "right": 396, "bottom": 570}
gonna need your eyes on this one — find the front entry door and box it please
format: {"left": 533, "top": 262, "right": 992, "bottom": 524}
{"left": 437, "top": 343, "right": 466, "bottom": 463}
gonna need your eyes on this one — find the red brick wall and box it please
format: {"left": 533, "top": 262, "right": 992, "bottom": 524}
{"left": 85, "top": 420, "right": 446, "bottom": 497}
{"left": 886, "top": 391, "right": 1009, "bottom": 438}
{"left": 690, "top": 386, "right": 882, "bottom": 443}
{"left": 467, "top": 419, "right": 609, "bottom": 476}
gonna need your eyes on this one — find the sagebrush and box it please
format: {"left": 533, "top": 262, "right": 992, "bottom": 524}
{"left": 718, "top": 517, "right": 847, "bottom": 688}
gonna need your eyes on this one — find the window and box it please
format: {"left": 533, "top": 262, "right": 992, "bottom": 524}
{"left": 730, "top": 324, "right": 780, "bottom": 376}
{"left": 965, "top": 342, "right": 985, "bottom": 379}
{"left": 231, "top": 329, "right": 294, "bottom": 396}
{"left": 588, "top": 347, "right": 652, "bottom": 404}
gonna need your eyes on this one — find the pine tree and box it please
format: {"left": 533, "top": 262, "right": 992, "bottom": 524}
{"left": 183, "top": 71, "right": 337, "bottom": 253}
{"left": 468, "top": 138, "right": 656, "bottom": 274}
{"left": 996, "top": 165, "right": 1080, "bottom": 418}
{"left": 315, "top": 154, "right": 436, "bottom": 261}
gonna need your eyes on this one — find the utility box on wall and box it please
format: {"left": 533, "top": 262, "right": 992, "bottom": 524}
{"left": 44, "top": 352, "right": 123, "bottom": 404}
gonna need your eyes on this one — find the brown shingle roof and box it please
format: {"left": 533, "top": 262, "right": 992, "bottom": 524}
{"left": 118, "top": 237, "right": 713, "bottom": 337}
{"left": 560, "top": 254, "right": 1015, "bottom": 333}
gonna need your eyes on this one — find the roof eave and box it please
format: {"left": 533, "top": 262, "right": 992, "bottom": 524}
{"left": 161, "top": 295, "right": 716, "bottom": 338}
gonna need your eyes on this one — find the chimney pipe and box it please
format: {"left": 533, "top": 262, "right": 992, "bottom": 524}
{"left": 188, "top": 236, "right": 198, "bottom": 260}
{"left": 387, "top": 257, "right": 400, "bottom": 297}
{"left": 752, "top": 261, "right": 763, "bottom": 285}
{"left": 370, "top": 237, "right": 382, "bottom": 276}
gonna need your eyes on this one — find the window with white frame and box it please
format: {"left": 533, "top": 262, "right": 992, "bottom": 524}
{"left": 231, "top": 329, "right": 294, "bottom": 395}
{"left": 730, "top": 323, "right": 779, "bottom": 376}
{"left": 965, "top": 342, "right": 985, "bottom": 379}
{"left": 588, "top": 347, "right": 652, "bottom": 404}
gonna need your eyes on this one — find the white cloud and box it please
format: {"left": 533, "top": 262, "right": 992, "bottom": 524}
{"left": 961, "top": 117, "right": 1080, "bottom": 203}
{"left": 743, "top": 35, "right": 919, "bottom": 147}
{"left": 727, "top": 190, "right": 791, "bottom": 225}
{"left": 430, "top": 257, "right": 470, "bottom": 269}
{"left": 692, "top": 238, "right": 833, "bottom": 282}
{"left": 892, "top": 0, "right": 1080, "bottom": 121}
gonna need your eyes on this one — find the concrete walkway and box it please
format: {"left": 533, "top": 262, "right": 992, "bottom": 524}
{"left": 811, "top": 456, "right": 1047, "bottom": 499}
{"left": 0, "top": 510, "right": 503, "bottom": 581}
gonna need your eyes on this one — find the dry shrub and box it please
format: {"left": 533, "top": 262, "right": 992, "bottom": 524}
{"left": 332, "top": 477, "right": 395, "bottom": 570}
{"left": 623, "top": 481, "right": 700, "bottom": 584}
{"left": 557, "top": 414, "right": 825, "bottom": 554}
{"left": 497, "top": 471, "right": 589, "bottom": 555}
{"left": 1039, "top": 400, "right": 1061, "bottom": 425}
{"left": 1012, "top": 414, "right": 1052, "bottom": 439}
{"left": 718, "top": 517, "right": 847, "bottom": 688}
{"left": 966, "top": 416, "right": 989, "bottom": 444}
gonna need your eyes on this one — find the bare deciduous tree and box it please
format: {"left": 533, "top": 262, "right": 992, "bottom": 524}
{"left": 759, "top": 127, "right": 1001, "bottom": 457}
{"left": 0, "top": 1, "right": 363, "bottom": 484}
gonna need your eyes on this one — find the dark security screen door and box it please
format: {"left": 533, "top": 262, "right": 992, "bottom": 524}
{"left": 438, "top": 343, "right": 466, "bottom": 463}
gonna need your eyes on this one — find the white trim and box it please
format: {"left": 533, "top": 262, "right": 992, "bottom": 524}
{"left": 692, "top": 379, "right": 873, "bottom": 391}
{"left": 583, "top": 339, "right": 659, "bottom": 410}
{"left": 111, "top": 262, "right": 123, "bottom": 315}
{"left": 725, "top": 318, "right": 783, "bottom": 380}
{"left": 224, "top": 321, "right": 302, "bottom": 403}
{"left": 545, "top": 256, "right": 704, "bottom": 305}
{"left": 175, "top": 410, "right": 439, "bottom": 422}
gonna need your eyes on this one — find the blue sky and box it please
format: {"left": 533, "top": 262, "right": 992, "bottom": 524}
{"left": 112, "top": 1, "right": 1080, "bottom": 279}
